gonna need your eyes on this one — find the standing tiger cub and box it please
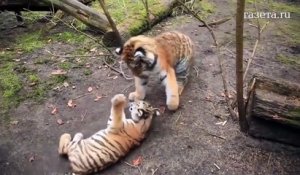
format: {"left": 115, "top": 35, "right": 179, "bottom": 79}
{"left": 115, "top": 31, "right": 194, "bottom": 110}
{"left": 58, "top": 94, "right": 159, "bottom": 174}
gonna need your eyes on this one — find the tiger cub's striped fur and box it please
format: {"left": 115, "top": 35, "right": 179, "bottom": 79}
{"left": 115, "top": 31, "right": 194, "bottom": 111}
{"left": 58, "top": 94, "right": 159, "bottom": 174}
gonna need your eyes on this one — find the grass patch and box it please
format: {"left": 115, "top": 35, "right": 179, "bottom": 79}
{"left": 58, "top": 62, "right": 72, "bottom": 70}
{"left": 50, "top": 31, "right": 86, "bottom": 44}
{"left": 83, "top": 69, "right": 93, "bottom": 76}
{"left": 0, "top": 50, "right": 14, "bottom": 63}
{"left": 0, "top": 63, "right": 22, "bottom": 114}
{"left": 193, "top": 0, "right": 216, "bottom": 19}
{"left": 15, "top": 31, "right": 45, "bottom": 52}
{"left": 270, "top": 1, "right": 300, "bottom": 15}
{"left": 28, "top": 74, "right": 40, "bottom": 84}
{"left": 276, "top": 19, "right": 300, "bottom": 45}
{"left": 276, "top": 54, "right": 300, "bottom": 69}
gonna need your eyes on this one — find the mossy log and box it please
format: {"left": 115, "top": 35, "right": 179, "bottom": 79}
{"left": 246, "top": 74, "right": 300, "bottom": 146}
{"left": 41, "top": 0, "right": 111, "bottom": 33}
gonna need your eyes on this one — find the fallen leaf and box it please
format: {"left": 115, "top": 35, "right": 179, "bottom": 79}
{"left": 90, "top": 47, "right": 97, "bottom": 52}
{"left": 28, "top": 155, "right": 35, "bottom": 162}
{"left": 51, "top": 69, "right": 67, "bottom": 75}
{"left": 63, "top": 82, "right": 69, "bottom": 87}
{"left": 72, "top": 85, "right": 76, "bottom": 89}
{"left": 94, "top": 95, "right": 102, "bottom": 102}
{"left": 86, "top": 63, "right": 91, "bottom": 68}
{"left": 88, "top": 87, "right": 93, "bottom": 92}
{"left": 10, "top": 120, "right": 19, "bottom": 125}
{"left": 188, "top": 100, "right": 192, "bottom": 103}
{"left": 228, "top": 94, "right": 233, "bottom": 99}
{"left": 56, "top": 119, "right": 64, "bottom": 125}
{"left": 51, "top": 107, "right": 58, "bottom": 115}
{"left": 67, "top": 99, "right": 76, "bottom": 108}
{"left": 132, "top": 156, "right": 142, "bottom": 166}
{"left": 112, "top": 76, "right": 118, "bottom": 80}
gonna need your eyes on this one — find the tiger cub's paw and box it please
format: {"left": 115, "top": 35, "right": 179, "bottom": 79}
{"left": 129, "top": 92, "right": 145, "bottom": 101}
{"left": 167, "top": 95, "right": 179, "bottom": 111}
{"left": 111, "top": 94, "right": 127, "bottom": 106}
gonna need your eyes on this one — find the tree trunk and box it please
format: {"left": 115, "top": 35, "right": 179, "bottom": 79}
{"left": 41, "top": 0, "right": 111, "bottom": 33}
{"left": 246, "top": 74, "right": 300, "bottom": 146}
{"left": 98, "top": 0, "right": 123, "bottom": 46}
{"left": 236, "top": 0, "right": 248, "bottom": 132}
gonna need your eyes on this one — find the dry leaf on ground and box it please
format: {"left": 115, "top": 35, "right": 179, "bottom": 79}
{"left": 67, "top": 99, "right": 76, "bottom": 108}
{"left": 132, "top": 156, "right": 143, "bottom": 166}
{"left": 51, "top": 107, "right": 58, "bottom": 115}
{"left": 10, "top": 120, "right": 19, "bottom": 125}
{"left": 94, "top": 95, "right": 102, "bottom": 102}
{"left": 88, "top": 87, "right": 93, "bottom": 92}
{"left": 28, "top": 155, "right": 35, "bottom": 162}
{"left": 51, "top": 69, "right": 67, "bottom": 75}
{"left": 56, "top": 119, "right": 64, "bottom": 125}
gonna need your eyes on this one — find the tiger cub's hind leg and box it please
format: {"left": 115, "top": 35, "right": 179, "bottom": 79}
{"left": 58, "top": 133, "right": 72, "bottom": 155}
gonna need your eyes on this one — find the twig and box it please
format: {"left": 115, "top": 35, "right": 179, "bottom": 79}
{"left": 243, "top": 21, "right": 269, "bottom": 80}
{"left": 123, "top": 161, "right": 138, "bottom": 168}
{"left": 214, "top": 163, "right": 220, "bottom": 170}
{"left": 152, "top": 167, "right": 159, "bottom": 175}
{"left": 73, "top": 93, "right": 92, "bottom": 100}
{"left": 175, "top": 111, "right": 182, "bottom": 125}
{"left": 119, "top": 61, "right": 134, "bottom": 80}
{"left": 177, "top": 0, "right": 218, "bottom": 46}
{"left": 122, "top": 83, "right": 134, "bottom": 93}
{"left": 193, "top": 66, "right": 199, "bottom": 77}
{"left": 217, "top": 46, "right": 238, "bottom": 120}
{"left": 103, "top": 58, "right": 133, "bottom": 80}
{"left": 45, "top": 49, "right": 110, "bottom": 58}
{"left": 201, "top": 128, "right": 226, "bottom": 140}
{"left": 198, "top": 17, "right": 232, "bottom": 27}
{"left": 81, "top": 110, "right": 87, "bottom": 121}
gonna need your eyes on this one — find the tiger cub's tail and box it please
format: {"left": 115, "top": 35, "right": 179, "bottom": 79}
{"left": 58, "top": 133, "right": 71, "bottom": 155}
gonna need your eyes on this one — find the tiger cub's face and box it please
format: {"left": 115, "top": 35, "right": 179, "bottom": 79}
{"left": 115, "top": 37, "right": 158, "bottom": 77}
{"left": 128, "top": 100, "right": 159, "bottom": 122}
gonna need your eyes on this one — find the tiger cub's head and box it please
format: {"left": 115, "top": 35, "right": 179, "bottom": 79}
{"left": 115, "top": 35, "right": 158, "bottom": 77}
{"left": 128, "top": 100, "right": 160, "bottom": 132}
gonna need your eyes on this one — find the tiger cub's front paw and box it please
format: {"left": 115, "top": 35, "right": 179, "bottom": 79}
{"left": 111, "top": 94, "right": 127, "bottom": 106}
{"left": 129, "top": 92, "right": 145, "bottom": 101}
{"left": 167, "top": 95, "right": 179, "bottom": 111}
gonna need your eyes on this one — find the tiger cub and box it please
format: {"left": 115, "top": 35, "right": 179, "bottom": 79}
{"left": 58, "top": 94, "right": 159, "bottom": 174}
{"left": 115, "top": 31, "right": 194, "bottom": 110}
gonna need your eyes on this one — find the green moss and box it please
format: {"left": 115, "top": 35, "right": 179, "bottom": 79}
{"left": 277, "top": 19, "right": 300, "bottom": 45}
{"left": 270, "top": 1, "right": 300, "bottom": 15}
{"left": 50, "top": 75, "right": 68, "bottom": 85}
{"left": 276, "top": 54, "right": 300, "bottom": 68}
{"left": 22, "top": 11, "right": 46, "bottom": 23}
{"left": 288, "top": 108, "right": 300, "bottom": 118}
{"left": 194, "top": 0, "right": 216, "bottom": 19}
{"left": 0, "top": 63, "right": 22, "bottom": 113}
{"left": 0, "top": 51, "right": 14, "bottom": 62}
{"left": 16, "top": 31, "right": 45, "bottom": 52}
{"left": 58, "top": 62, "right": 72, "bottom": 70}
{"left": 28, "top": 74, "right": 40, "bottom": 84}
{"left": 51, "top": 31, "right": 86, "bottom": 44}
{"left": 83, "top": 69, "right": 93, "bottom": 76}
{"left": 34, "top": 57, "right": 53, "bottom": 65}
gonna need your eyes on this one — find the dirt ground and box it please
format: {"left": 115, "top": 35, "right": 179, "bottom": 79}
{"left": 1, "top": 0, "right": 300, "bottom": 175}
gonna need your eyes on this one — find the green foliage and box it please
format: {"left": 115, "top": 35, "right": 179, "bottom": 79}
{"left": 270, "top": 1, "right": 300, "bottom": 15}
{"left": 193, "top": 0, "right": 216, "bottom": 19}
{"left": 16, "top": 31, "right": 45, "bottom": 52}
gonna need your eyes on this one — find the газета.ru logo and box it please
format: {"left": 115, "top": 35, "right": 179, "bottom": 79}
{"left": 244, "top": 12, "right": 290, "bottom": 19}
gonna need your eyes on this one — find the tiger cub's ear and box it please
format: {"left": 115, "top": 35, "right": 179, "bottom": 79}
{"left": 115, "top": 47, "right": 123, "bottom": 55}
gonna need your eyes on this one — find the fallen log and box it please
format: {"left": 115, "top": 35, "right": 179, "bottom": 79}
{"left": 41, "top": 0, "right": 111, "bottom": 33}
{"left": 246, "top": 74, "right": 300, "bottom": 146}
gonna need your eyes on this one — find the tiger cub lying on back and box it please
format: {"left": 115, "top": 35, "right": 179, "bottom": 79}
{"left": 58, "top": 94, "right": 159, "bottom": 174}
{"left": 115, "top": 31, "right": 194, "bottom": 110}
